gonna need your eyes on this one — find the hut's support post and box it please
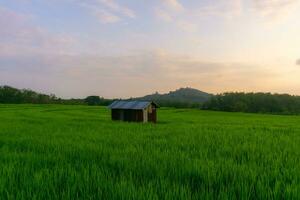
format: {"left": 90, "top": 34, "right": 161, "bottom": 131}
{"left": 143, "top": 108, "right": 148, "bottom": 123}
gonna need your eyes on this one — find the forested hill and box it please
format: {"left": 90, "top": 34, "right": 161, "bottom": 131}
{"left": 133, "top": 87, "right": 213, "bottom": 108}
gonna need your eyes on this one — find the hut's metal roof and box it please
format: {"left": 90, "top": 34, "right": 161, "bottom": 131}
{"left": 108, "top": 100, "right": 157, "bottom": 110}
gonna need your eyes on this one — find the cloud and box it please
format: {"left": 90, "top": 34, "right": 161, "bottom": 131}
{"left": 1, "top": 2, "right": 298, "bottom": 97}
{"left": 0, "top": 6, "right": 30, "bottom": 36}
{"left": 79, "top": 0, "right": 135, "bottom": 24}
{"left": 251, "top": 0, "right": 300, "bottom": 22}
{"left": 162, "top": 0, "right": 184, "bottom": 12}
{"left": 155, "top": 8, "right": 173, "bottom": 22}
{"left": 155, "top": 0, "right": 184, "bottom": 21}
{"left": 297, "top": 59, "right": 300, "bottom": 65}
{"left": 98, "top": 0, "right": 135, "bottom": 18}
{"left": 195, "top": 0, "right": 243, "bottom": 19}
{"left": 193, "top": 0, "right": 299, "bottom": 22}
{"left": 155, "top": 1, "right": 197, "bottom": 32}
{"left": 0, "top": 47, "right": 281, "bottom": 98}
{"left": 155, "top": 9, "right": 197, "bottom": 32}
{"left": 0, "top": 6, "right": 76, "bottom": 57}
{"left": 176, "top": 20, "right": 198, "bottom": 32}
{"left": 93, "top": 8, "right": 121, "bottom": 23}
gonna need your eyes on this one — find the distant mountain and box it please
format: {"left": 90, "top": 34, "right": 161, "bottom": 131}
{"left": 133, "top": 87, "right": 213, "bottom": 108}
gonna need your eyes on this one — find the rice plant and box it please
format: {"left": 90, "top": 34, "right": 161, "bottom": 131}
{"left": 1, "top": 105, "right": 300, "bottom": 199}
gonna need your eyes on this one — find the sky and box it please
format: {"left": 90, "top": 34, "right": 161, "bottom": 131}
{"left": 0, "top": 0, "right": 300, "bottom": 98}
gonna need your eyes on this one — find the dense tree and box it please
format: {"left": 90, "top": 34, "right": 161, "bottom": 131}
{"left": 0, "top": 86, "right": 57, "bottom": 104}
{"left": 202, "top": 92, "right": 300, "bottom": 115}
{"left": 0, "top": 86, "right": 114, "bottom": 106}
{"left": 85, "top": 96, "right": 102, "bottom": 106}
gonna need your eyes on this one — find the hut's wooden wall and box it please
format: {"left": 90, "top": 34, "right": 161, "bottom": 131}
{"left": 147, "top": 105, "right": 157, "bottom": 123}
{"left": 111, "top": 103, "right": 157, "bottom": 123}
{"left": 111, "top": 109, "right": 143, "bottom": 122}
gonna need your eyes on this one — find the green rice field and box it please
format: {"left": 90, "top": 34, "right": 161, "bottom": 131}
{"left": 1, "top": 104, "right": 300, "bottom": 199}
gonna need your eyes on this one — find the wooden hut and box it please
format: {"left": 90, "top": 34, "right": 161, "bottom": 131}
{"left": 108, "top": 101, "right": 158, "bottom": 123}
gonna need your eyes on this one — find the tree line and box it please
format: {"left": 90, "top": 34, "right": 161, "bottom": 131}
{"left": 2, "top": 85, "right": 300, "bottom": 115}
{"left": 0, "top": 85, "right": 201, "bottom": 108}
{"left": 0, "top": 86, "right": 113, "bottom": 106}
{"left": 0, "top": 86, "right": 57, "bottom": 104}
{"left": 202, "top": 92, "right": 300, "bottom": 115}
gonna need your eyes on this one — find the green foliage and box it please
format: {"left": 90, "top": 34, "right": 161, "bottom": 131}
{"left": 0, "top": 86, "right": 113, "bottom": 106}
{"left": 85, "top": 96, "right": 113, "bottom": 106}
{"left": 85, "top": 96, "right": 102, "bottom": 105}
{"left": 0, "top": 85, "right": 57, "bottom": 104}
{"left": 1, "top": 105, "right": 300, "bottom": 199}
{"left": 203, "top": 92, "right": 300, "bottom": 115}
